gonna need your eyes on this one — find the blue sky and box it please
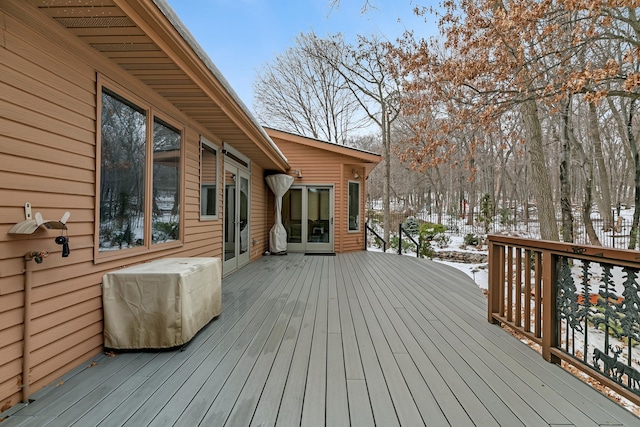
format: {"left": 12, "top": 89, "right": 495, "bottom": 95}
{"left": 164, "top": 0, "right": 438, "bottom": 112}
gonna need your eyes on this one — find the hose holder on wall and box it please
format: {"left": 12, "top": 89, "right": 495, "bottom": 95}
{"left": 8, "top": 202, "right": 70, "bottom": 235}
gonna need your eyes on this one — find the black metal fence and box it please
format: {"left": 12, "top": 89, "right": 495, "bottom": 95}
{"left": 367, "top": 209, "right": 635, "bottom": 250}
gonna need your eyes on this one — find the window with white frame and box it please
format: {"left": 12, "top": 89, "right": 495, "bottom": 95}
{"left": 200, "top": 138, "right": 218, "bottom": 218}
{"left": 98, "top": 87, "right": 182, "bottom": 253}
{"left": 348, "top": 180, "right": 360, "bottom": 231}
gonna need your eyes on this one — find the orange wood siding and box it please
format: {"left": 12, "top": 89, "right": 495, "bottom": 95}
{"left": 268, "top": 136, "right": 373, "bottom": 253}
{"left": 343, "top": 165, "right": 367, "bottom": 253}
{"left": 250, "top": 164, "right": 269, "bottom": 260}
{"left": 0, "top": 3, "right": 234, "bottom": 410}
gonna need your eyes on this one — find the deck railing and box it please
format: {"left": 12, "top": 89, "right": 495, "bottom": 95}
{"left": 365, "top": 222, "right": 387, "bottom": 252}
{"left": 488, "top": 235, "right": 640, "bottom": 406}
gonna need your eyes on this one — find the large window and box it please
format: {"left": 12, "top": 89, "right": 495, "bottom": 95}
{"left": 200, "top": 138, "right": 218, "bottom": 218}
{"left": 99, "top": 87, "right": 182, "bottom": 253}
{"left": 152, "top": 118, "right": 181, "bottom": 243}
{"left": 348, "top": 181, "right": 360, "bottom": 231}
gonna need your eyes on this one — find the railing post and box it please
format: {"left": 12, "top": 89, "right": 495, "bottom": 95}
{"left": 398, "top": 224, "right": 402, "bottom": 255}
{"left": 541, "top": 249, "right": 560, "bottom": 364}
{"left": 487, "top": 238, "right": 503, "bottom": 324}
{"left": 364, "top": 224, "right": 367, "bottom": 251}
{"left": 365, "top": 223, "right": 387, "bottom": 253}
{"left": 506, "top": 246, "right": 513, "bottom": 322}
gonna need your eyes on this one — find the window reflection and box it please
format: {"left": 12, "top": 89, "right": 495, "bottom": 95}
{"left": 99, "top": 90, "right": 146, "bottom": 251}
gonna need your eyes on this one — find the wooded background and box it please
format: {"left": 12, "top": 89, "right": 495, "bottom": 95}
{"left": 252, "top": 1, "right": 640, "bottom": 247}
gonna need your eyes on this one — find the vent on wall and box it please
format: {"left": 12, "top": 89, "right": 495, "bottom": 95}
{"left": 55, "top": 17, "right": 135, "bottom": 28}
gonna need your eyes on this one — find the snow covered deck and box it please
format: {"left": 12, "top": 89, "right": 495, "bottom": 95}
{"left": 3, "top": 252, "right": 638, "bottom": 426}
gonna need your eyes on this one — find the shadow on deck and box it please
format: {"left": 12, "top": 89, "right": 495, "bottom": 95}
{"left": 2, "top": 252, "right": 638, "bottom": 426}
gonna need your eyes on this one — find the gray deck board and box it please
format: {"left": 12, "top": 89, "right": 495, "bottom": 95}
{"left": 335, "top": 257, "right": 365, "bottom": 382}
{"left": 300, "top": 257, "right": 329, "bottom": 427}
{"left": 247, "top": 257, "right": 316, "bottom": 427}
{"left": 377, "top": 255, "right": 591, "bottom": 425}
{"left": 142, "top": 258, "right": 303, "bottom": 426}
{"left": 2, "top": 252, "right": 639, "bottom": 426}
{"left": 364, "top": 256, "right": 542, "bottom": 426}
{"left": 384, "top": 256, "right": 635, "bottom": 426}
{"left": 275, "top": 256, "right": 321, "bottom": 427}
{"left": 341, "top": 255, "right": 401, "bottom": 427}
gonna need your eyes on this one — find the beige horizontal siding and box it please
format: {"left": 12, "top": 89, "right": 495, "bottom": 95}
{"left": 250, "top": 164, "right": 268, "bottom": 260}
{"left": 0, "top": 2, "right": 227, "bottom": 410}
{"left": 270, "top": 138, "right": 370, "bottom": 253}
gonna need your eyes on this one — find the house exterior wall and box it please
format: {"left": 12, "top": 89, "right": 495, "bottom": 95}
{"left": 0, "top": 3, "right": 270, "bottom": 410}
{"left": 266, "top": 137, "right": 371, "bottom": 253}
{"left": 250, "top": 163, "right": 269, "bottom": 261}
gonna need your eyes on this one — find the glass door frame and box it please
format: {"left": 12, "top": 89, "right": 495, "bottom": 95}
{"left": 223, "top": 157, "right": 250, "bottom": 274}
{"left": 283, "top": 184, "right": 334, "bottom": 254}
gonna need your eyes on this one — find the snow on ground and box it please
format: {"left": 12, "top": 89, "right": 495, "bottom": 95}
{"left": 433, "top": 233, "right": 489, "bottom": 288}
{"left": 436, "top": 259, "right": 489, "bottom": 289}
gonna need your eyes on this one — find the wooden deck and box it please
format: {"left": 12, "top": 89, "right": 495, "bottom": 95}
{"left": 2, "top": 252, "right": 638, "bottom": 426}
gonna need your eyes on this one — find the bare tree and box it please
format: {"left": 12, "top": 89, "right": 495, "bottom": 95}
{"left": 306, "top": 33, "right": 401, "bottom": 243}
{"left": 327, "top": 0, "right": 375, "bottom": 14}
{"left": 253, "top": 33, "right": 365, "bottom": 144}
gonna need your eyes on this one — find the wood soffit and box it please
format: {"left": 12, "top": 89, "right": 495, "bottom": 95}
{"left": 26, "top": 0, "right": 289, "bottom": 172}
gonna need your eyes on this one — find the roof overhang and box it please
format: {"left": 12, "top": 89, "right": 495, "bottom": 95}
{"left": 26, "top": 0, "right": 289, "bottom": 172}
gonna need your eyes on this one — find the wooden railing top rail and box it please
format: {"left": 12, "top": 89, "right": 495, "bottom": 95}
{"left": 488, "top": 234, "right": 640, "bottom": 266}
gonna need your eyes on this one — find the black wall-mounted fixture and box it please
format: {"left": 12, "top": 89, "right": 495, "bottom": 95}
{"left": 55, "top": 235, "right": 70, "bottom": 257}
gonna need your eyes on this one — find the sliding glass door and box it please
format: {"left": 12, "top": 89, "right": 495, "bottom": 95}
{"left": 282, "top": 185, "right": 333, "bottom": 253}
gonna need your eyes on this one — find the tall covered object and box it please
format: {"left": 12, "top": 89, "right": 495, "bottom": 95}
{"left": 266, "top": 174, "right": 294, "bottom": 253}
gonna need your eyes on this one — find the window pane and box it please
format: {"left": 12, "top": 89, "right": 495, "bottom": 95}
{"left": 152, "top": 118, "right": 181, "bottom": 244}
{"left": 283, "top": 189, "right": 302, "bottom": 243}
{"left": 200, "top": 143, "right": 217, "bottom": 216}
{"left": 224, "top": 170, "right": 236, "bottom": 261}
{"left": 348, "top": 181, "right": 360, "bottom": 231}
{"left": 99, "top": 90, "right": 146, "bottom": 252}
{"left": 308, "top": 188, "right": 330, "bottom": 243}
{"left": 239, "top": 174, "right": 249, "bottom": 255}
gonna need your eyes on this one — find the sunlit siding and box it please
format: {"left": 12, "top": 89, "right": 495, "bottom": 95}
{"left": 268, "top": 136, "right": 370, "bottom": 253}
{"left": 0, "top": 4, "right": 226, "bottom": 409}
{"left": 342, "top": 165, "right": 367, "bottom": 253}
{"left": 0, "top": 4, "right": 100, "bottom": 409}
{"left": 250, "top": 163, "right": 269, "bottom": 261}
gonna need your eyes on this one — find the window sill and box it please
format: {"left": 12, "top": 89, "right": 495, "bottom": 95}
{"left": 94, "top": 240, "right": 184, "bottom": 265}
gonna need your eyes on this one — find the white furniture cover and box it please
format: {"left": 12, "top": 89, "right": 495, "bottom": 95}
{"left": 266, "top": 174, "right": 294, "bottom": 253}
{"left": 102, "top": 257, "right": 221, "bottom": 349}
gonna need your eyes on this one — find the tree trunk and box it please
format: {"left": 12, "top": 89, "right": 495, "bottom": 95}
{"left": 467, "top": 157, "right": 476, "bottom": 226}
{"left": 382, "top": 111, "right": 391, "bottom": 245}
{"left": 589, "top": 102, "right": 613, "bottom": 230}
{"left": 627, "top": 101, "right": 640, "bottom": 250}
{"left": 522, "top": 99, "right": 559, "bottom": 241}
{"left": 607, "top": 98, "right": 635, "bottom": 208}
{"left": 569, "top": 103, "right": 601, "bottom": 246}
{"left": 560, "top": 100, "right": 574, "bottom": 242}
{"left": 583, "top": 164, "right": 601, "bottom": 246}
